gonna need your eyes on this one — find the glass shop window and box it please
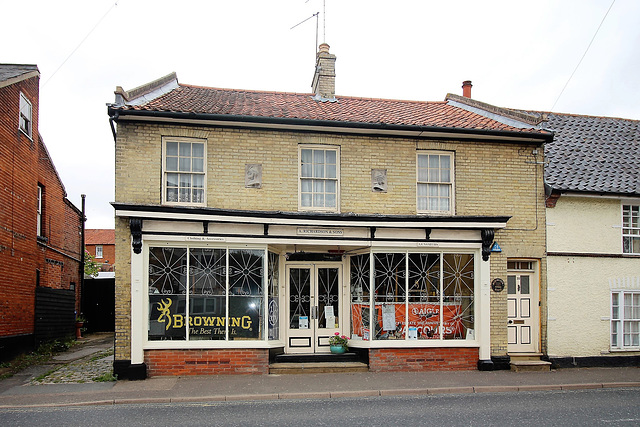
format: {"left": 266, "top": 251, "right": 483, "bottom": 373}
{"left": 349, "top": 251, "right": 475, "bottom": 342}
{"left": 147, "top": 246, "right": 269, "bottom": 342}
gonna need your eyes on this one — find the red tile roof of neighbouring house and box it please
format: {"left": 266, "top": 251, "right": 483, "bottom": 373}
{"left": 85, "top": 229, "right": 115, "bottom": 245}
{"left": 110, "top": 80, "right": 552, "bottom": 140}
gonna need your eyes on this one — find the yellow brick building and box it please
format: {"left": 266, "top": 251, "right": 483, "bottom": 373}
{"left": 108, "top": 44, "right": 552, "bottom": 378}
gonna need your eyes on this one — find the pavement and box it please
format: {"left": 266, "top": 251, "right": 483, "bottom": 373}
{"left": 0, "top": 332, "right": 639, "bottom": 408}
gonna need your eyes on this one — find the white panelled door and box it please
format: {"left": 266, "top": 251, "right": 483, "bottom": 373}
{"left": 507, "top": 271, "right": 538, "bottom": 353}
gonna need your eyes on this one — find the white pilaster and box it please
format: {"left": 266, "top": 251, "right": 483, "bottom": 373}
{"left": 478, "top": 257, "right": 491, "bottom": 361}
{"left": 130, "top": 244, "right": 145, "bottom": 364}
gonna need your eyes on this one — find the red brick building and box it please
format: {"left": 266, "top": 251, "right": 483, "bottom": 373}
{"left": 85, "top": 229, "right": 115, "bottom": 272}
{"left": 0, "top": 64, "right": 83, "bottom": 359}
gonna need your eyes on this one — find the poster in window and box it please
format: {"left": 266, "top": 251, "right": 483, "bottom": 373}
{"left": 299, "top": 316, "right": 309, "bottom": 329}
{"left": 382, "top": 304, "right": 396, "bottom": 331}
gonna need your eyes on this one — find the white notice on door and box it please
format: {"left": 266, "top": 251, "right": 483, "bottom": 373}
{"left": 382, "top": 304, "right": 395, "bottom": 331}
{"left": 299, "top": 316, "right": 309, "bottom": 329}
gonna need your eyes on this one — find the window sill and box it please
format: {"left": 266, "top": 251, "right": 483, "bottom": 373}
{"left": 609, "top": 347, "right": 640, "bottom": 353}
{"left": 36, "top": 235, "right": 48, "bottom": 244}
{"left": 19, "top": 128, "right": 33, "bottom": 141}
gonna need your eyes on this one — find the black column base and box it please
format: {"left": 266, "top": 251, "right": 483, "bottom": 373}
{"left": 113, "top": 360, "right": 147, "bottom": 380}
{"left": 490, "top": 355, "right": 511, "bottom": 370}
{"left": 477, "top": 359, "right": 494, "bottom": 371}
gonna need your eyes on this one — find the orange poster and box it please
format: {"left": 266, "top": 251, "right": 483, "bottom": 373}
{"left": 351, "top": 303, "right": 463, "bottom": 340}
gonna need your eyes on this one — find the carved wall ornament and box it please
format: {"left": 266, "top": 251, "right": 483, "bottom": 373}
{"left": 371, "top": 169, "right": 387, "bottom": 192}
{"left": 245, "top": 164, "right": 262, "bottom": 188}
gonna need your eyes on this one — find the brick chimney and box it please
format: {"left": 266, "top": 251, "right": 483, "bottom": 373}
{"left": 462, "top": 80, "right": 472, "bottom": 98}
{"left": 311, "top": 43, "right": 336, "bottom": 101}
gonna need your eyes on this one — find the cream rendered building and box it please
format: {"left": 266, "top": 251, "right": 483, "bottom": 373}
{"left": 543, "top": 113, "right": 640, "bottom": 366}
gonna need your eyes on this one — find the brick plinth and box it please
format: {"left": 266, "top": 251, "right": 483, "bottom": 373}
{"left": 144, "top": 349, "right": 269, "bottom": 376}
{"left": 369, "top": 347, "right": 478, "bottom": 372}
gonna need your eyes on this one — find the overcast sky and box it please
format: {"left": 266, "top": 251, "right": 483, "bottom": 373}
{"left": 3, "top": 0, "right": 639, "bottom": 229}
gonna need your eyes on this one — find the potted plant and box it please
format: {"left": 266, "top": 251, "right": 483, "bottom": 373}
{"left": 75, "top": 314, "right": 86, "bottom": 339}
{"left": 328, "top": 332, "right": 349, "bottom": 354}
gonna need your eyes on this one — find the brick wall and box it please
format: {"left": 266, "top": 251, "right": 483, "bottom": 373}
{"left": 0, "top": 75, "right": 41, "bottom": 338}
{"left": 86, "top": 243, "right": 115, "bottom": 271}
{"left": 369, "top": 348, "right": 478, "bottom": 371}
{"left": 144, "top": 349, "right": 269, "bottom": 376}
{"left": 114, "top": 122, "right": 546, "bottom": 363}
{"left": 0, "top": 73, "right": 82, "bottom": 340}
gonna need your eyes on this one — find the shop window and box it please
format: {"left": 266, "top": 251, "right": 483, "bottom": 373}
{"left": 442, "top": 253, "right": 474, "bottom": 340}
{"left": 148, "top": 247, "right": 187, "bottom": 340}
{"left": 408, "top": 253, "right": 440, "bottom": 339}
{"left": 267, "top": 252, "right": 280, "bottom": 340}
{"left": 163, "top": 138, "right": 206, "bottom": 205}
{"left": 19, "top": 92, "right": 32, "bottom": 138}
{"left": 148, "top": 246, "right": 268, "bottom": 341}
{"left": 299, "top": 145, "right": 339, "bottom": 212}
{"left": 417, "top": 152, "right": 454, "bottom": 214}
{"left": 350, "top": 251, "right": 475, "bottom": 342}
{"left": 374, "top": 253, "right": 406, "bottom": 339}
{"left": 228, "top": 249, "right": 264, "bottom": 340}
{"left": 622, "top": 205, "right": 639, "bottom": 254}
{"left": 611, "top": 291, "right": 640, "bottom": 349}
{"left": 350, "top": 254, "right": 371, "bottom": 339}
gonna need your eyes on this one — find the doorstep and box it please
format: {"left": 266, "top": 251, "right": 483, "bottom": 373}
{"left": 508, "top": 353, "right": 551, "bottom": 372}
{"left": 269, "top": 361, "right": 369, "bottom": 374}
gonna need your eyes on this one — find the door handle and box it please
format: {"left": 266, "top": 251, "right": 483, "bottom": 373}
{"left": 508, "top": 320, "right": 513, "bottom": 324}
{"left": 311, "top": 306, "right": 318, "bottom": 319}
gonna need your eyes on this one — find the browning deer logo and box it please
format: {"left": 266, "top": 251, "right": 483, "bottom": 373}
{"left": 156, "top": 298, "right": 173, "bottom": 330}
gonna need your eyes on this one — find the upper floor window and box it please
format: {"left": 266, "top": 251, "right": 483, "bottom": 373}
{"left": 37, "top": 184, "right": 44, "bottom": 237}
{"left": 96, "top": 245, "right": 103, "bottom": 258}
{"left": 623, "top": 205, "right": 639, "bottom": 254}
{"left": 299, "top": 146, "right": 339, "bottom": 211}
{"left": 19, "top": 92, "right": 32, "bottom": 138}
{"left": 417, "top": 152, "right": 454, "bottom": 214}
{"left": 163, "top": 138, "right": 206, "bottom": 205}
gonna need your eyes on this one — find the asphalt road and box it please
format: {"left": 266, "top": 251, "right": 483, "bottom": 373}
{"left": 1, "top": 388, "right": 639, "bottom": 426}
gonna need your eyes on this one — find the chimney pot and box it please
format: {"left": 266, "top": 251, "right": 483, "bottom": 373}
{"left": 462, "top": 80, "right": 472, "bottom": 98}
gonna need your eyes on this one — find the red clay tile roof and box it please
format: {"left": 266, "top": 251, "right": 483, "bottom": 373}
{"left": 116, "top": 84, "right": 546, "bottom": 135}
{"left": 85, "top": 229, "right": 115, "bottom": 245}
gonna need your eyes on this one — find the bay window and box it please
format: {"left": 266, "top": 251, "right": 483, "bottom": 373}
{"left": 350, "top": 251, "right": 475, "bottom": 342}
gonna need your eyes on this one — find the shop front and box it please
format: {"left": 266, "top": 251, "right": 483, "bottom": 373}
{"left": 117, "top": 204, "right": 506, "bottom": 375}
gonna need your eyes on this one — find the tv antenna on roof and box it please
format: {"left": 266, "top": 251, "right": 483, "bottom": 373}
{"left": 290, "top": 11, "right": 320, "bottom": 56}
{"left": 291, "top": 0, "right": 327, "bottom": 54}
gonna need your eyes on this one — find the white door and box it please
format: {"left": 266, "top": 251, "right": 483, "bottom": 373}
{"left": 507, "top": 272, "right": 537, "bottom": 353}
{"left": 286, "top": 264, "right": 341, "bottom": 353}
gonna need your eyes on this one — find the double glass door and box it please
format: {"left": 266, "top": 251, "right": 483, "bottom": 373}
{"left": 286, "top": 264, "right": 341, "bottom": 353}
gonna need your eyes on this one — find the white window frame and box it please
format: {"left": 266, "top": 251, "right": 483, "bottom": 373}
{"left": 298, "top": 145, "right": 340, "bottom": 212}
{"left": 95, "top": 245, "right": 103, "bottom": 259}
{"left": 19, "top": 92, "right": 32, "bottom": 139}
{"left": 611, "top": 290, "right": 640, "bottom": 350}
{"left": 416, "top": 151, "right": 455, "bottom": 215}
{"left": 622, "top": 204, "right": 639, "bottom": 254}
{"left": 162, "top": 137, "right": 206, "bottom": 206}
{"left": 142, "top": 242, "right": 274, "bottom": 348}
{"left": 37, "top": 184, "right": 43, "bottom": 237}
